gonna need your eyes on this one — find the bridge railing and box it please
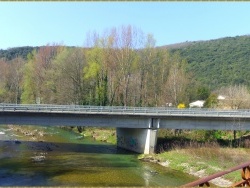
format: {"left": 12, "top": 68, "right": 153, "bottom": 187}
{"left": 182, "top": 161, "right": 250, "bottom": 187}
{"left": 0, "top": 103, "right": 250, "bottom": 118}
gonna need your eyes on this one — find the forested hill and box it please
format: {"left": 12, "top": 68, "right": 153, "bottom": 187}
{"left": 0, "top": 46, "right": 39, "bottom": 61}
{"left": 0, "top": 46, "right": 77, "bottom": 61}
{"left": 166, "top": 35, "right": 250, "bottom": 89}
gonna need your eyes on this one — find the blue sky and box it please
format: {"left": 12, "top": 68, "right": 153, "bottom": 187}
{"left": 0, "top": 2, "right": 250, "bottom": 49}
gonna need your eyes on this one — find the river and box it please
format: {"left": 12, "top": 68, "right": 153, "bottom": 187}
{"left": 0, "top": 125, "right": 196, "bottom": 186}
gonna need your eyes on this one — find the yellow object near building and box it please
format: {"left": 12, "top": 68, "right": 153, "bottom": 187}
{"left": 177, "top": 103, "right": 185, "bottom": 109}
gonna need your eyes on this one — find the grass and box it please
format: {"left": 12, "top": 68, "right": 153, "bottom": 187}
{"left": 152, "top": 131, "right": 250, "bottom": 185}
{"left": 140, "top": 147, "right": 248, "bottom": 186}
{"left": 81, "top": 127, "right": 116, "bottom": 144}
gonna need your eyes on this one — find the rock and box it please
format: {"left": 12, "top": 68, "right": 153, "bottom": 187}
{"left": 46, "top": 145, "right": 52, "bottom": 151}
{"left": 150, "top": 170, "right": 159, "bottom": 175}
{"left": 31, "top": 155, "right": 46, "bottom": 162}
{"left": 15, "top": 140, "right": 21, "bottom": 144}
{"left": 159, "top": 161, "right": 170, "bottom": 167}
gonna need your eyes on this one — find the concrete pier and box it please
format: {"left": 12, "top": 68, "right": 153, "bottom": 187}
{"left": 116, "top": 128, "right": 158, "bottom": 154}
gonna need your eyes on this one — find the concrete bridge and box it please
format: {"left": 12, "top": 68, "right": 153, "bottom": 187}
{"left": 1, "top": 103, "right": 250, "bottom": 154}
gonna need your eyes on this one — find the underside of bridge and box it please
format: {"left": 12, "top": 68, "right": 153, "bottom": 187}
{"left": 116, "top": 128, "right": 158, "bottom": 154}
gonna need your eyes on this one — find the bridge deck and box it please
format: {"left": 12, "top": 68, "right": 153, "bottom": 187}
{"left": 1, "top": 104, "right": 250, "bottom": 130}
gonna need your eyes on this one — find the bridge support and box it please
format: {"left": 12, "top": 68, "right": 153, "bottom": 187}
{"left": 116, "top": 128, "right": 158, "bottom": 154}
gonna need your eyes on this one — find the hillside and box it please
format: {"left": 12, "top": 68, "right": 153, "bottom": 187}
{"left": 159, "top": 41, "right": 200, "bottom": 49}
{"left": 167, "top": 35, "right": 250, "bottom": 89}
{"left": 0, "top": 46, "right": 39, "bottom": 61}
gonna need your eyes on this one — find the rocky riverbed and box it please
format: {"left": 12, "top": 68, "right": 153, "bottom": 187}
{"left": 0, "top": 125, "right": 59, "bottom": 164}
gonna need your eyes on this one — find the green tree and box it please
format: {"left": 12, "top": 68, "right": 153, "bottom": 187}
{"left": 204, "top": 93, "right": 218, "bottom": 108}
{"left": 197, "top": 86, "right": 211, "bottom": 100}
{"left": 52, "top": 47, "right": 86, "bottom": 104}
{"left": 21, "top": 51, "right": 37, "bottom": 103}
{"left": 84, "top": 44, "right": 108, "bottom": 106}
{"left": 21, "top": 45, "right": 60, "bottom": 104}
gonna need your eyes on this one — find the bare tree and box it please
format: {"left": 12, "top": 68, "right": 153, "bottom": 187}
{"left": 0, "top": 59, "right": 8, "bottom": 102}
{"left": 0, "top": 58, "right": 25, "bottom": 103}
{"left": 6, "top": 57, "right": 25, "bottom": 103}
{"left": 106, "top": 25, "right": 143, "bottom": 106}
{"left": 165, "top": 53, "right": 190, "bottom": 106}
{"left": 218, "top": 84, "right": 250, "bottom": 109}
{"left": 138, "top": 34, "right": 157, "bottom": 106}
{"left": 21, "top": 45, "right": 61, "bottom": 104}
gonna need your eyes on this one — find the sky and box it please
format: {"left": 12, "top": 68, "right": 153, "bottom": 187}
{"left": 1, "top": 2, "right": 250, "bottom": 49}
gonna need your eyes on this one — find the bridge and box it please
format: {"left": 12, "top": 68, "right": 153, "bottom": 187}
{"left": 1, "top": 103, "right": 250, "bottom": 154}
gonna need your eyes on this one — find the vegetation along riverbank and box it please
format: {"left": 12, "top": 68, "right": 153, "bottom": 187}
{"left": 80, "top": 127, "right": 116, "bottom": 144}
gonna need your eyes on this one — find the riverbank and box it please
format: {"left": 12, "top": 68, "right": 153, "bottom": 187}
{"left": 80, "top": 127, "right": 250, "bottom": 187}
{"left": 139, "top": 145, "right": 250, "bottom": 187}
{"left": 78, "top": 127, "right": 116, "bottom": 144}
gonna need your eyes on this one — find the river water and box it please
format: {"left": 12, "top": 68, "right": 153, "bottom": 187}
{"left": 0, "top": 125, "right": 195, "bottom": 186}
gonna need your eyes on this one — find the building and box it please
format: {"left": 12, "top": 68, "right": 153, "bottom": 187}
{"left": 189, "top": 100, "right": 205, "bottom": 108}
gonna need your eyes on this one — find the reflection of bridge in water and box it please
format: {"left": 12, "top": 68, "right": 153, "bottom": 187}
{"left": 1, "top": 104, "right": 250, "bottom": 154}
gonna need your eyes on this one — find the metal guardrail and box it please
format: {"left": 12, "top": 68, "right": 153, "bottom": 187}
{"left": 182, "top": 161, "right": 250, "bottom": 187}
{"left": 0, "top": 103, "right": 250, "bottom": 118}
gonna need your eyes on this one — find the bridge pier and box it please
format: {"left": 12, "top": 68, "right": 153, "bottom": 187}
{"left": 116, "top": 128, "right": 158, "bottom": 154}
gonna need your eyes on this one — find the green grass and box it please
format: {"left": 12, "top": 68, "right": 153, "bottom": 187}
{"left": 81, "top": 128, "right": 116, "bottom": 144}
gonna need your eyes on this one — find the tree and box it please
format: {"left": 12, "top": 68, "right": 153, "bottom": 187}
{"left": 5, "top": 57, "right": 25, "bottom": 103}
{"left": 217, "top": 84, "right": 250, "bottom": 109}
{"left": 204, "top": 93, "right": 218, "bottom": 108}
{"left": 0, "top": 57, "right": 25, "bottom": 104}
{"left": 86, "top": 25, "right": 144, "bottom": 106}
{"left": 21, "top": 51, "right": 38, "bottom": 103}
{"left": 197, "top": 86, "right": 211, "bottom": 100}
{"left": 108, "top": 25, "right": 142, "bottom": 106}
{"left": 156, "top": 49, "right": 172, "bottom": 106}
{"left": 84, "top": 39, "right": 108, "bottom": 106}
{"left": 0, "top": 60, "right": 8, "bottom": 102}
{"left": 21, "top": 45, "right": 61, "bottom": 104}
{"left": 84, "top": 26, "right": 192, "bottom": 107}
{"left": 138, "top": 34, "right": 166, "bottom": 106}
{"left": 52, "top": 47, "right": 86, "bottom": 104}
{"left": 165, "top": 53, "right": 190, "bottom": 106}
